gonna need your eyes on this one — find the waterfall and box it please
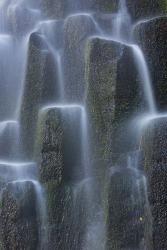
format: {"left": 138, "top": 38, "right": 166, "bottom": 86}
{"left": 0, "top": 0, "right": 164, "bottom": 249}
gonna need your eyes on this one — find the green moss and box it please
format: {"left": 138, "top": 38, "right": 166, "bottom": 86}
{"left": 162, "top": 0, "right": 167, "bottom": 13}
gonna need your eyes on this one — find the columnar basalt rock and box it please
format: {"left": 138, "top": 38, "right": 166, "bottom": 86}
{"left": 86, "top": 37, "right": 141, "bottom": 171}
{"left": 35, "top": 107, "right": 87, "bottom": 249}
{"left": 20, "top": 32, "right": 58, "bottom": 159}
{"left": 63, "top": 14, "right": 97, "bottom": 102}
{"left": 134, "top": 17, "right": 167, "bottom": 111}
{"left": 141, "top": 117, "right": 167, "bottom": 249}
{"left": 0, "top": 181, "right": 39, "bottom": 250}
{"left": 36, "top": 107, "right": 84, "bottom": 183}
{"left": 86, "top": 36, "right": 146, "bottom": 249}
{"left": 86, "top": 37, "right": 118, "bottom": 176}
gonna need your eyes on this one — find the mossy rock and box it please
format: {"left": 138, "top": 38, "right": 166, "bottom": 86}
{"left": 141, "top": 117, "right": 167, "bottom": 249}
{"left": 20, "top": 32, "right": 58, "bottom": 159}
{"left": 134, "top": 17, "right": 167, "bottom": 111}
{"left": 0, "top": 181, "right": 38, "bottom": 250}
{"left": 107, "top": 168, "right": 146, "bottom": 250}
{"left": 63, "top": 14, "right": 97, "bottom": 102}
{"left": 35, "top": 106, "right": 84, "bottom": 183}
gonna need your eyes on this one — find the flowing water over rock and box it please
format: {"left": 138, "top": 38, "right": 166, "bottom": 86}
{"left": 0, "top": 0, "right": 166, "bottom": 249}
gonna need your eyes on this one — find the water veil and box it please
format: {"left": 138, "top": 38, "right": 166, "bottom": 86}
{"left": 0, "top": 0, "right": 164, "bottom": 249}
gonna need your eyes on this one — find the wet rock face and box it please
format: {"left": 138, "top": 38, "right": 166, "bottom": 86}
{"left": 0, "top": 181, "right": 39, "bottom": 250}
{"left": 126, "top": 0, "right": 166, "bottom": 20}
{"left": 20, "top": 32, "right": 58, "bottom": 159}
{"left": 38, "top": 20, "right": 64, "bottom": 50}
{"left": 63, "top": 14, "right": 97, "bottom": 102}
{"left": 68, "top": 0, "right": 117, "bottom": 13}
{"left": 142, "top": 118, "right": 167, "bottom": 249}
{"left": 86, "top": 37, "right": 118, "bottom": 175}
{"left": 35, "top": 107, "right": 89, "bottom": 249}
{"left": 134, "top": 17, "right": 167, "bottom": 111}
{"left": 41, "top": 0, "right": 66, "bottom": 19}
{"left": 107, "top": 168, "right": 145, "bottom": 250}
{"left": 112, "top": 45, "right": 143, "bottom": 161}
{"left": 36, "top": 108, "right": 63, "bottom": 184}
{"left": 36, "top": 107, "right": 84, "bottom": 183}
{"left": 86, "top": 37, "right": 141, "bottom": 169}
{"left": 45, "top": 181, "right": 87, "bottom": 250}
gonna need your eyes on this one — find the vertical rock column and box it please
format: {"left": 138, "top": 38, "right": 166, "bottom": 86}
{"left": 63, "top": 14, "right": 97, "bottom": 102}
{"left": 20, "top": 32, "right": 58, "bottom": 159}
{"left": 35, "top": 107, "right": 87, "bottom": 250}
{"left": 141, "top": 118, "right": 167, "bottom": 250}
{"left": 85, "top": 37, "right": 145, "bottom": 249}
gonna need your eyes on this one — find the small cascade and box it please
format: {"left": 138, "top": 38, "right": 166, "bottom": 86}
{"left": 112, "top": 0, "right": 131, "bottom": 41}
{"left": 130, "top": 44, "right": 156, "bottom": 114}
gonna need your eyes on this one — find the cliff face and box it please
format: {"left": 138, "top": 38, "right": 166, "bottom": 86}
{"left": 0, "top": 0, "right": 167, "bottom": 249}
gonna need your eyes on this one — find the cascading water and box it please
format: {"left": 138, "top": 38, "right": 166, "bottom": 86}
{"left": 0, "top": 0, "right": 164, "bottom": 249}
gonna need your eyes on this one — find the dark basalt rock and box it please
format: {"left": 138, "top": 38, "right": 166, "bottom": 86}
{"left": 35, "top": 106, "right": 84, "bottom": 184}
{"left": 134, "top": 16, "right": 167, "bottom": 111}
{"left": 86, "top": 37, "right": 119, "bottom": 178}
{"left": 20, "top": 32, "right": 58, "bottom": 159}
{"left": 86, "top": 37, "right": 142, "bottom": 172}
{"left": 141, "top": 117, "right": 167, "bottom": 249}
{"left": 0, "top": 181, "right": 39, "bottom": 250}
{"left": 126, "top": 0, "right": 166, "bottom": 21}
{"left": 63, "top": 14, "right": 97, "bottom": 102}
{"left": 35, "top": 106, "right": 90, "bottom": 249}
{"left": 107, "top": 167, "right": 145, "bottom": 250}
